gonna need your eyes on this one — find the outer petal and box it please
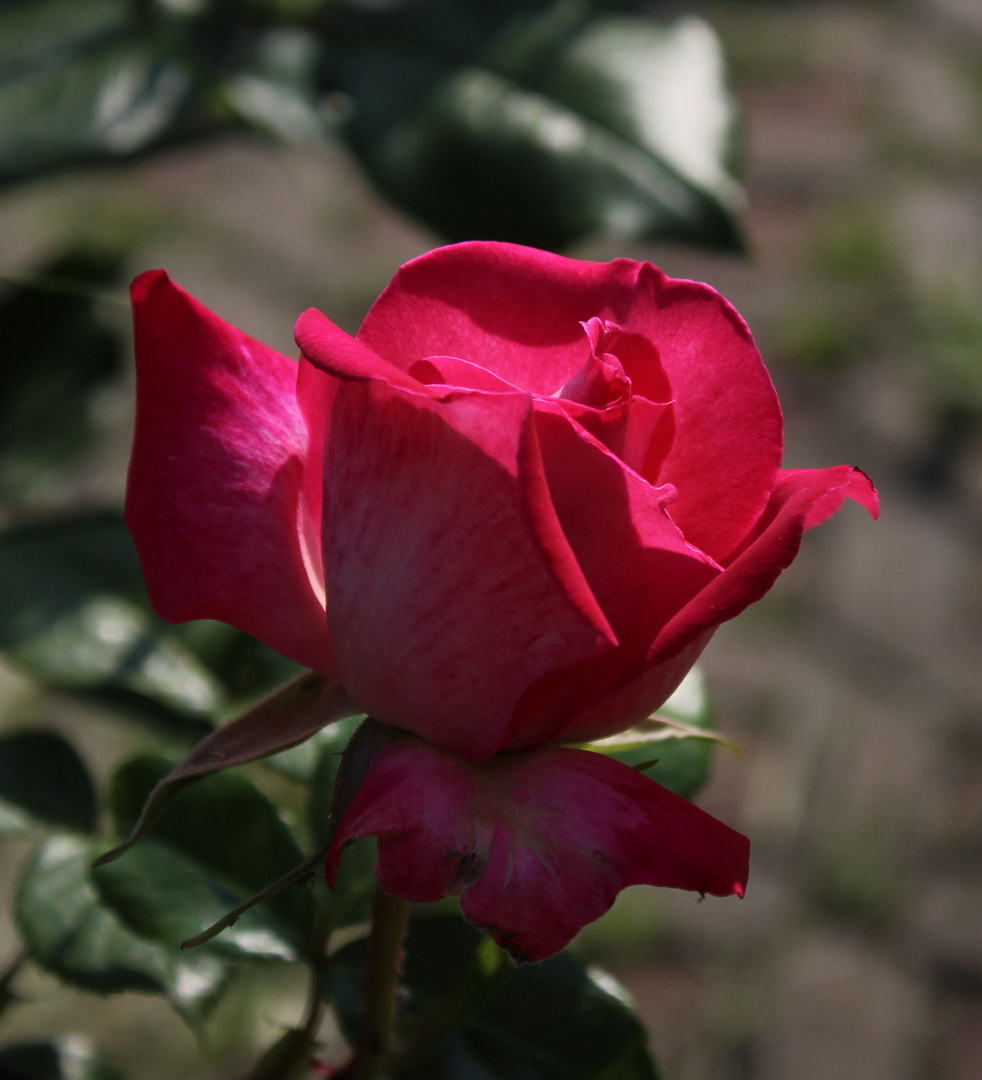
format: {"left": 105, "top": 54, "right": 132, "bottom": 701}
{"left": 558, "top": 467, "right": 879, "bottom": 746}
{"left": 357, "top": 241, "right": 782, "bottom": 562}
{"left": 322, "top": 378, "right": 616, "bottom": 762}
{"left": 295, "top": 308, "right": 432, "bottom": 395}
{"left": 127, "top": 271, "right": 334, "bottom": 673}
{"left": 637, "top": 466, "right": 879, "bottom": 690}
{"left": 502, "top": 407, "right": 720, "bottom": 751}
{"left": 326, "top": 740, "right": 749, "bottom": 963}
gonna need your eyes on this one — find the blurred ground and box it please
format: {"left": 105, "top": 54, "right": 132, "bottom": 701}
{"left": 1, "top": 0, "right": 981, "bottom": 1077}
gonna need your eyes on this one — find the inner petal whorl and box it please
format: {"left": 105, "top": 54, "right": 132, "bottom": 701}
{"left": 557, "top": 318, "right": 632, "bottom": 408}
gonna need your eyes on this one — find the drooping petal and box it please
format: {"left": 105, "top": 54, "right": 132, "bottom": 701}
{"left": 326, "top": 740, "right": 749, "bottom": 963}
{"left": 503, "top": 407, "right": 720, "bottom": 751}
{"left": 127, "top": 271, "right": 334, "bottom": 673}
{"left": 654, "top": 466, "right": 879, "bottom": 668}
{"left": 356, "top": 241, "right": 782, "bottom": 562}
{"left": 322, "top": 378, "right": 616, "bottom": 762}
{"left": 559, "top": 466, "right": 879, "bottom": 745}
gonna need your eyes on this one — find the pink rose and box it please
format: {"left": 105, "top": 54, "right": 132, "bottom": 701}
{"left": 127, "top": 241, "right": 878, "bottom": 961}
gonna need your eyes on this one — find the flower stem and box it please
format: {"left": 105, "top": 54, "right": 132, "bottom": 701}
{"left": 346, "top": 885, "right": 411, "bottom": 1080}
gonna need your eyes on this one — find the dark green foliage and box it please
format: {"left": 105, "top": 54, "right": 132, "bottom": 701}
{"left": 0, "top": 249, "right": 124, "bottom": 492}
{"left": 0, "top": 511, "right": 303, "bottom": 738}
{"left": 0, "top": 1039, "right": 124, "bottom": 1080}
{"left": 0, "top": 511, "right": 220, "bottom": 738}
{"left": 0, "top": 0, "right": 743, "bottom": 250}
{"left": 108, "top": 753, "right": 316, "bottom": 946}
{"left": 329, "top": 915, "right": 662, "bottom": 1079}
{"left": 320, "top": 1, "right": 743, "bottom": 250}
{"left": 92, "top": 838, "right": 299, "bottom": 960}
{"left": 15, "top": 833, "right": 232, "bottom": 1022}
{"left": 0, "top": 729, "right": 97, "bottom": 834}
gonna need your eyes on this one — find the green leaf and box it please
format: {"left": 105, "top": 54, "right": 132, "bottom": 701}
{"left": 1, "top": 0, "right": 743, "bottom": 253}
{"left": 0, "top": 730, "right": 97, "bottom": 835}
{"left": 0, "top": 511, "right": 315, "bottom": 743}
{"left": 16, "top": 834, "right": 231, "bottom": 1023}
{"left": 608, "top": 667, "right": 718, "bottom": 801}
{"left": 92, "top": 838, "right": 297, "bottom": 962}
{"left": 328, "top": 4, "right": 742, "bottom": 250}
{"left": 0, "top": 0, "right": 197, "bottom": 186}
{"left": 0, "top": 249, "right": 124, "bottom": 493}
{"left": 0, "top": 1038, "right": 124, "bottom": 1080}
{"left": 329, "top": 915, "right": 661, "bottom": 1080}
{"left": 108, "top": 754, "right": 316, "bottom": 946}
{"left": 171, "top": 618, "right": 304, "bottom": 708}
{"left": 0, "top": 511, "right": 221, "bottom": 739}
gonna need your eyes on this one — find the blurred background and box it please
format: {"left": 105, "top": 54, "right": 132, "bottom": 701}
{"left": 0, "top": 0, "right": 980, "bottom": 1078}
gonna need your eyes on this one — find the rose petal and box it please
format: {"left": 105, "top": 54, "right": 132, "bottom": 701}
{"left": 556, "top": 395, "right": 672, "bottom": 475}
{"left": 295, "top": 308, "right": 433, "bottom": 396}
{"left": 357, "top": 241, "right": 782, "bottom": 561}
{"left": 560, "top": 467, "right": 878, "bottom": 745}
{"left": 326, "top": 740, "right": 749, "bottom": 963}
{"left": 127, "top": 271, "right": 333, "bottom": 673}
{"left": 322, "top": 378, "right": 617, "bottom": 762}
{"left": 408, "top": 355, "right": 521, "bottom": 393}
{"left": 502, "top": 408, "right": 720, "bottom": 751}
{"left": 655, "top": 465, "right": 879, "bottom": 664}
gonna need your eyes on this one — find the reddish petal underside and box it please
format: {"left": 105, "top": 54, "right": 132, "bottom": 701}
{"left": 326, "top": 740, "right": 749, "bottom": 963}
{"left": 127, "top": 271, "right": 334, "bottom": 674}
{"left": 321, "top": 378, "right": 616, "bottom": 762}
{"left": 356, "top": 241, "right": 782, "bottom": 563}
{"left": 648, "top": 465, "right": 881, "bottom": 666}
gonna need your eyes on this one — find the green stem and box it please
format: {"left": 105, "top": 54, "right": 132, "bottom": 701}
{"left": 346, "top": 885, "right": 411, "bottom": 1080}
{"left": 180, "top": 833, "right": 336, "bottom": 950}
{"left": 241, "top": 914, "right": 332, "bottom": 1080}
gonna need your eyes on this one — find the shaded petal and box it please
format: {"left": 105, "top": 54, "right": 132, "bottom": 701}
{"left": 649, "top": 465, "right": 880, "bottom": 667}
{"left": 554, "top": 632, "right": 716, "bottom": 747}
{"left": 294, "top": 356, "right": 335, "bottom": 606}
{"left": 357, "top": 241, "right": 781, "bottom": 561}
{"left": 323, "top": 380, "right": 616, "bottom": 762}
{"left": 503, "top": 408, "right": 720, "bottom": 751}
{"left": 127, "top": 271, "right": 333, "bottom": 673}
{"left": 556, "top": 395, "right": 672, "bottom": 475}
{"left": 558, "top": 466, "right": 879, "bottom": 745}
{"left": 326, "top": 740, "right": 749, "bottom": 963}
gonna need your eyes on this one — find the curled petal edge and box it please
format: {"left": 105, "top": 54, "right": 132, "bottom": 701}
{"left": 649, "top": 465, "right": 879, "bottom": 666}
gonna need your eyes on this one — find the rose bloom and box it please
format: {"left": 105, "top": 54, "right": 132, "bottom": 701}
{"left": 127, "top": 242, "right": 877, "bottom": 961}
